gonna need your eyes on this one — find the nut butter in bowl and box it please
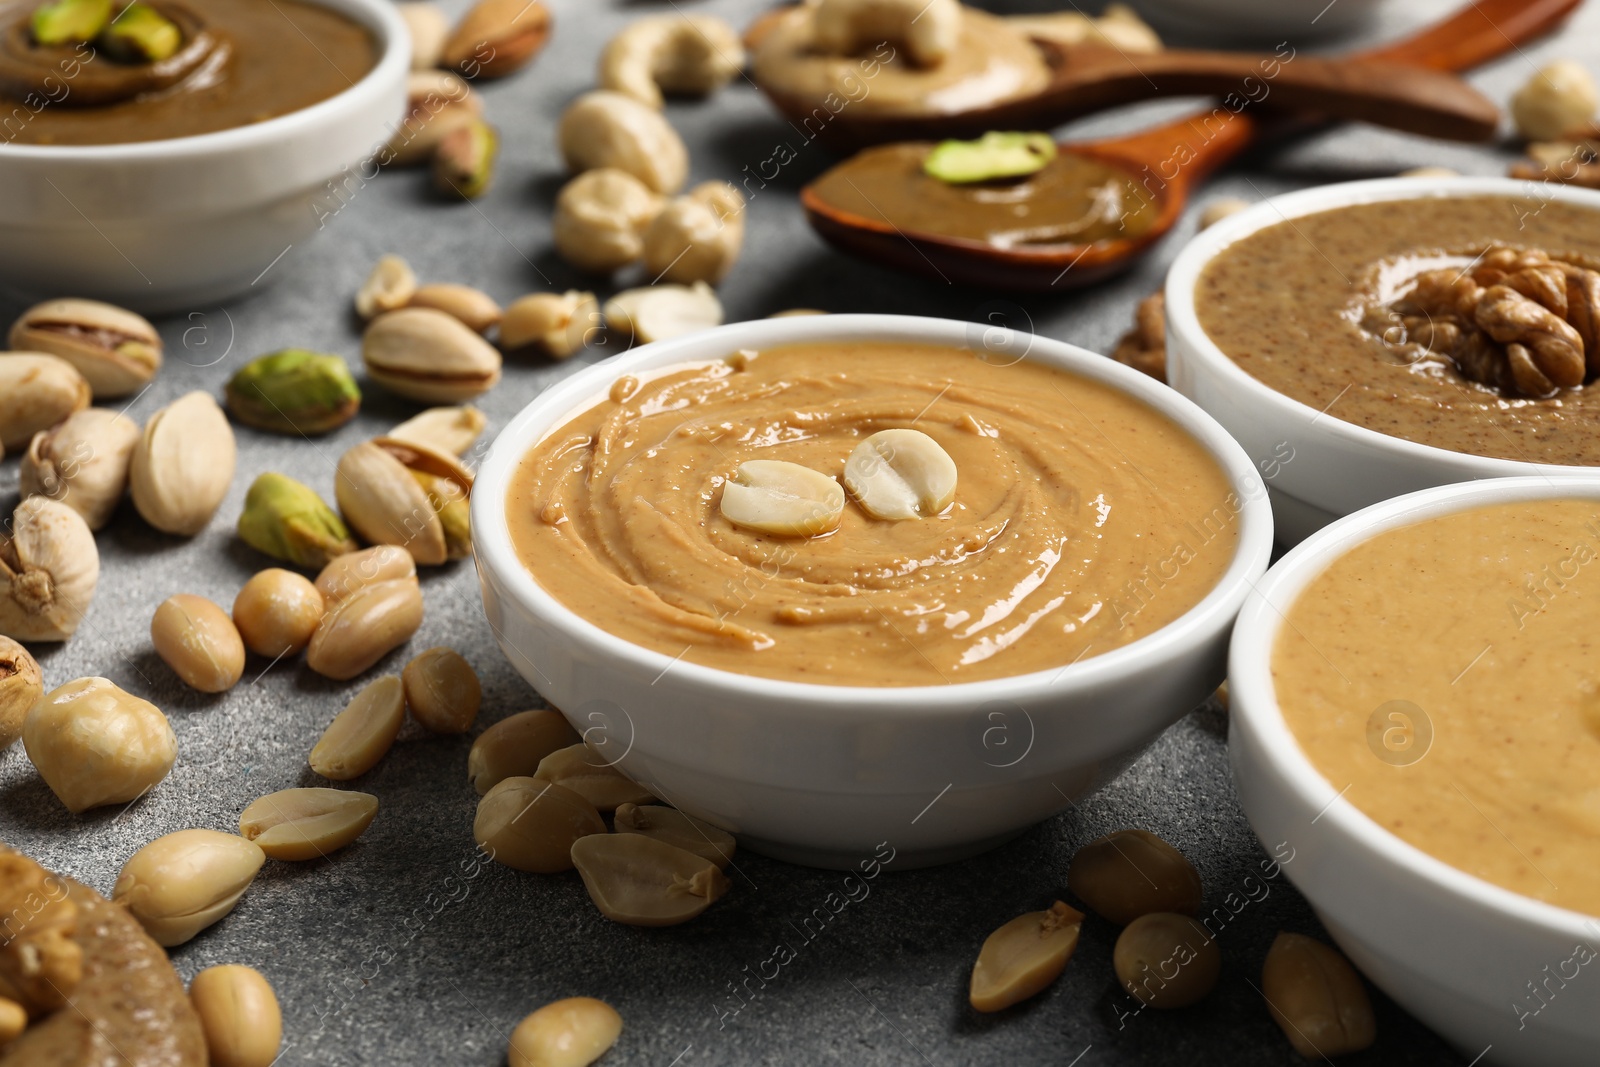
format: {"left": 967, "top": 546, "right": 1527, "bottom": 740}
{"left": 1165, "top": 177, "right": 1600, "bottom": 545}
{"left": 471, "top": 314, "right": 1274, "bottom": 868}
{"left": 1228, "top": 476, "right": 1600, "bottom": 1067}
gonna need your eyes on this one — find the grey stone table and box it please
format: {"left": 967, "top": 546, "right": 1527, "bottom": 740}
{"left": 2, "top": 0, "right": 1593, "bottom": 1062}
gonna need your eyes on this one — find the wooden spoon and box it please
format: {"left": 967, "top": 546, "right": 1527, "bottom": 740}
{"left": 800, "top": 0, "right": 1581, "bottom": 292}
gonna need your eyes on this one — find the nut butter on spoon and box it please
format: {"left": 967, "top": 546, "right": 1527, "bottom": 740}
{"left": 799, "top": 0, "right": 1581, "bottom": 292}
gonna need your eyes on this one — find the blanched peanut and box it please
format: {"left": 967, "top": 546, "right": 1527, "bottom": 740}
{"left": 1114, "top": 913, "right": 1220, "bottom": 1009}
{"left": 239, "top": 787, "right": 379, "bottom": 860}
{"left": 190, "top": 964, "right": 283, "bottom": 1067}
{"left": 534, "top": 744, "right": 655, "bottom": 811}
{"left": 468, "top": 709, "right": 581, "bottom": 794}
{"left": 1067, "top": 828, "right": 1202, "bottom": 925}
{"left": 233, "top": 569, "right": 324, "bottom": 659}
{"left": 474, "top": 777, "right": 604, "bottom": 873}
{"left": 151, "top": 594, "right": 246, "bottom": 693}
{"left": 308, "top": 676, "right": 405, "bottom": 780}
{"left": 842, "top": 428, "right": 957, "bottom": 520}
{"left": 508, "top": 997, "right": 622, "bottom": 1067}
{"left": 1261, "top": 932, "right": 1376, "bottom": 1057}
{"left": 614, "top": 803, "right": 735, "bottom": 868}
{"left": 113, "top": 829, "right": 266, "bottom": 946}
{"left": 402, "top": 647, "right": 481, "bottom": 733}
{"left": 1512, "top": 60, "right": 1599, "bottom": 141}
{"left": 305, "top": 577, "right": 423, "bottom": 681}
{"left": 719, "top": 460, "right": 844, "bottom": 537}
{"left": 969, "top": 901, "right": 1084, "bottom": 1012}
{"left": 570, "top": 833, "right": 730, "bottom": 926}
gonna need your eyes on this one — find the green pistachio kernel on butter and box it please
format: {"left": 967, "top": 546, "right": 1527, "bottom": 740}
{"left": 238, "top": 472, "right": 360, "bottom": 571}
{"left": 225, "top": 349, "right": 361, "bottom": 436}
{"left": 97, "top": 1, "right": 182, "bottom": 62}
{"left": 29, "top": 0, "right": 112, "bottom": 44}
{"left": 922, "top": 131, "right": 1058, "bottom": 185}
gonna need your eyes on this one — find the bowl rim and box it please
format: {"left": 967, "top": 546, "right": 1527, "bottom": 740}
{"left": 470, "top": 313, "right": 1275, "bottom": 707}
{"left": 0, "top": 0, "right": 408, "bottom": 160}
{"left": 1165, "top": 176, "right": 1600, "bottom": 476}
{"left": 1228, "top": 474, "right": 1600, "bottom": 936}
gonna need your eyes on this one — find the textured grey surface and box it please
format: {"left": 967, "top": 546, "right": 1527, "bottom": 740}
{"left": 1, "top": 0, "right": 1595, "bottom": 1062}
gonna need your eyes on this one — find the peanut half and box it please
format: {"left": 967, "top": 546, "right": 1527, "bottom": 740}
{"left": 308, "top": 676, "right": 405, "bottom": 780}
{"left": 113, "top": 829, "right": 266, "bottom": 946}
{"left": 190, "top": 964, "right": 283, "bottom": 1067}
{"left": 719, "top": 459, "right": 844, "bottom": 537}
{"left": 467, "top": 709, "right": 581, "bottom": 795}
{"left": 613, "top": 802, "right": 735, "bottom": 869}
{"left": 570, "top": 833, "right": 730, "bottom": 927}
{"left": 239, "top": 787, "right": 379, "bottom": 861}
{"left": 1067, "top": 828, "right": 1202, "bottom": 925}
{"left": 473, "top": 776, "right": 604, "bottom": 873}
{"left": 1114, "top": 912, "right": 1220, "bottom": 1009}
{"left": 842, "top": 428, "right": 957, "bottom": 521}
{"left": 1261, "top": 932, "right": 1376, "bottom": 1057}
{"left": 969, "top": 901, "right": 1084, "bottom": 1012}
{"left": 534, "top": 743, "right": 655, "bottom": 811}
{"left": 402, "top": 646, "right": 481, "bottom": 733}
{"left": 509, "top": 997, "right": 622, "bottom": 1067}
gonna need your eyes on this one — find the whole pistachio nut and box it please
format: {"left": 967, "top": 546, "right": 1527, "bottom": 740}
{"left": 224, "top": 350, "right": 361, "bottom": 436}
{"left": 30, "top": 0, "right": 111, "bottom": 45}
{"left": 335, "top": 437, "right": 472, "bottom": 565}
{"left": 97, "top": 1, "right": 182, "bottom": 62}
{"left": 362, "top": 307, "right": 502, "bottom": 403}
{"left": 130, "top": 391, "right": 237, "bottom": 536}
{"left": 433, "top": 117, "right": 498, "bottom": 200}
{"left": 0, "top": 352, "right": 90, "bottom": 452}
{"left": 388, "top": 405, "right": 485, "bottom": 457}
{"left": 0, "top": 637, "right": 43, "bottom": 750}
{"left": 443, "top": 0, "right": 551, "bottom": 79}
{"left": 19, "top": 407, "right": 139, "bottom": 531}
{"left": 0, "top": 496, "right": 99, "bottom": 642}
{"left": 24, "top": 676, "right": 176, "bottom": 812}
{"left": 9, "top": 299, "right": 161, "bottom": 399}
{"left": 237, "top": 473, "right": 359, "bottom": 571}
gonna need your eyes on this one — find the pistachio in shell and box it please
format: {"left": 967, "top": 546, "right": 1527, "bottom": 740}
{"left": 0, "top": 353, "right": 90, "bottom": 452}
{"left": 334, "top": 438, "right": 472, "bottom": 566}
{"left": 19, "top": 407, "right": 140, "bottom": 531}
{"left": 0, "top": 636, "right": 43, "bottom": 750}
{"left": 237, "top": 473, "right": 360, "bottom": 571}
{"left": 0, "top": 496, "right": 99, "bottom": 642}
{"left": 129, "top": 391, "right": 237, "bottom": 536}
{"left": 361, "top": 307, "right": 501, "bottom": 404}
{"left": 8, "top": 298, "right": 161, "bottom": 399}
{"left": 224, "top": 350, "right": 361, "bottom": 436}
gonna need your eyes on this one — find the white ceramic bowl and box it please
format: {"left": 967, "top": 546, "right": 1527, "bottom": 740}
{"left": 1229, "top": 476, "right": 1600, "bottom": 1067}
{"left": 1124, "top": 0, "right": 1385, "bottom": 40}
{"left": 1166, "top": 177, "right": 1600, "bottom": 546}
{"left": 471, "top": 314, "right": 1274, "bottom": 869}
{"left": 0, "top": 0, "right": 408, "bottom": 313}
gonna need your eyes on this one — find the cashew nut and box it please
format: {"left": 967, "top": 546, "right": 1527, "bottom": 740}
{"left": 1006, "top": 4, "right": 1160, "bottom": 53}
{"left": 501, "top": 291, "right": 600, "bottom": 358}
{"left": 1511, "top": 60, "right": 1599, "bottom": 141}
{"left": 811, "top": 0, "right": 962, "bottom": 69}
{"left": 599, "top": 14, "right": 745, "bottom": 110}
{"left": 642, "top": 181, "right": 745, "bottom": 285}
{"left": 552, "top": 168, "right": 664, "bottom": 274}
{"left": 604, "top": 282, "right": 724, "bottom": 345}
{"left": 558, "top": 90, "right": 688, "bottom": 194}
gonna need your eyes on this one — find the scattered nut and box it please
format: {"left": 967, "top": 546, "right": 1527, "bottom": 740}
{"left": 813, "top": 0, "right": 960, "bottom": 67}
{"left": 239, "top": 787, "right": 379, "bottom": 861}
{"left": 335, "top": 437, "right": 472, "bottom": 565}
{"left": 603, "top": 281, "right": 723, "bottom": 344}
{"left": 508, "top": 997, "right": 622, "bottom": 1067}
{"left": 613, "top": 803, "right": 736, "bottom": 868}
{"left": 719, "top": 459, "right": 845, "bottom": 537}
{"left": 843, "top": 428, "right": 957, "bottom": 521}
{"left": 19, "top": 407, "right": 139, "bottom": 530}
{"left": 129, "top": 391, "right": 237, "bottom": 536}
{"left": 599, "top": 14, "right": 744, "bottom": 109}
{"left": 552, "top": 169, "right": 664, "bottom": 273}
{"left": 1261, "top": 932, "right": 1376, "bottom": 1058}
{"left": 409, "top": 284, "right": 502, "bottom": 334}
{"left": 643, "top": 181, "right": 745, "bottom": 285}
{"left": 0, "top": 637, "right": 44, "bottom": 750}
{"left": 309, "top": 675, "right": 406, "bottom": 779}
{"left": 113, "top": 829, "right": 265, "bottom": 947}
{"left": 233, "top": 569, "right": 325, "bottom": 659}
{"left": 1114, "top": 912, "right": 1221, "bottom": 1009}
{"left": 558, "top": 90, "right": 688, "bottom": 194}
{"left": 501, "top": 291, "right": 599, "bottom": 357}
{"left": 473, "top": 776, "right": 605, "bottom": 873}
{"left": 305, "top": 576, "right": 423, "bottom": 681}
{"left": 1068, "top": 828, "right": 1202, "bottom": 925}
{"left": 23, "top": 676, "right": 175, "bottom": 812}
{"left": 534, "top": 744, "right": 655, "bottom": 811}
{"left": 1512, "top": 59, "right": 1599, "bottom": 141}
{"left": 0, "top": 352, "right": 90, "bottom": 451}
{"left": 434, "top": 116, "right": 498, "bottom": 200}
{"left": 402, "top": 647, "right": 481, "bottom": 733}
{"left": 570, "top": 833, "right": 730, "bottom": 926}
{"left": 190, "top": 964, "right": 283, "bottom": 1067}
{"left": 467, "top": 709, "right": 581, "bottom": 795}
{"left": 151, "top": 594, "right": 246, "bottom": 693}
{"left": 398, "top": 1, "right": 448, "bottom": 70}
{"left": 314, "top": 544, "right": 418, "bottom": 604}
{"left": 225, "top": 350, "right": 362, "bottom": 436}
{"left": 356, "top": 254, "right": 420, "bottom": 320}
{"left": 1198, "top": 196, "right": 1250, "bottom": 230}
{"left": 1112, "top": 290, "right": 1166, "bottom": 381}
{"left": 969, "top": 901, "right": 1084, "bottom": 1012}
{"left": 444, "top": 0, "right": 551, "bottom": 78}
{"left": 8, "top": 297, "right": 161, "bottom": 399}
{"left": 237, "top": 472, "right": 360, "bottom": 571}
{"left": 363, "top": 307, "right": 503, "bottom": 403}
{"left": 389, "top": 404, "right": 487, "bottom": 456}
{"left": 0, "top": 495, "right": 100, "bottom": 642}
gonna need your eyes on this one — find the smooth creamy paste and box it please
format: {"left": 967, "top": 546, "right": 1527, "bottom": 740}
{"left": 1275, "top": 499, "right": 1600, "bottom": 916}
{"left": 1197, "top": 197, "right": 1600, "bottom": 465}
{"left": 509, "top": 343, "right": 1238, "bottom": 686}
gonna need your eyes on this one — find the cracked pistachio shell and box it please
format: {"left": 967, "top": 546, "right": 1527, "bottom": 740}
{"left": 24, "top": 676, "right": 176, "bottom": 812}
{"left": 388, "top": 405, "right": 485, "bottom": 457}
{"left": 0, "top": 496, "right": 99, "bottom": 642}
{"left": 19, "top": 407, "right": 139, "bottom": 530}
{"left": 8, "top": 299, "right": 161, "bottom": 399}
{"left": 112, "top": 829, "right": 264, "bottom": 947}
{"left": 0, "top": 352, "right": 90, "bottom": 452}
{"left": 362, "top": 307, "right": 502, "bottom": 403}
{"left": 0, "top": 637, "right": 43, "bottom": 750}
{"left": 237, "top": 473, "right": 359, "bottom": 571}
{"left": 224, "top": 350, "right": 361, "bottom": 436}
{"left": 130, "top": 391, "right": 237, "bottom": 536}
{"left": 335, "top": 438, "right": 472, "bottom": 566}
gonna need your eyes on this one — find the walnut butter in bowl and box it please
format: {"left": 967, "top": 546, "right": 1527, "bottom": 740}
{"left": 472, "top": 314, "right": 1272, "bottom": 867}
{"left": 1166, "top": 177, "right": 1600, "bottom": 545}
